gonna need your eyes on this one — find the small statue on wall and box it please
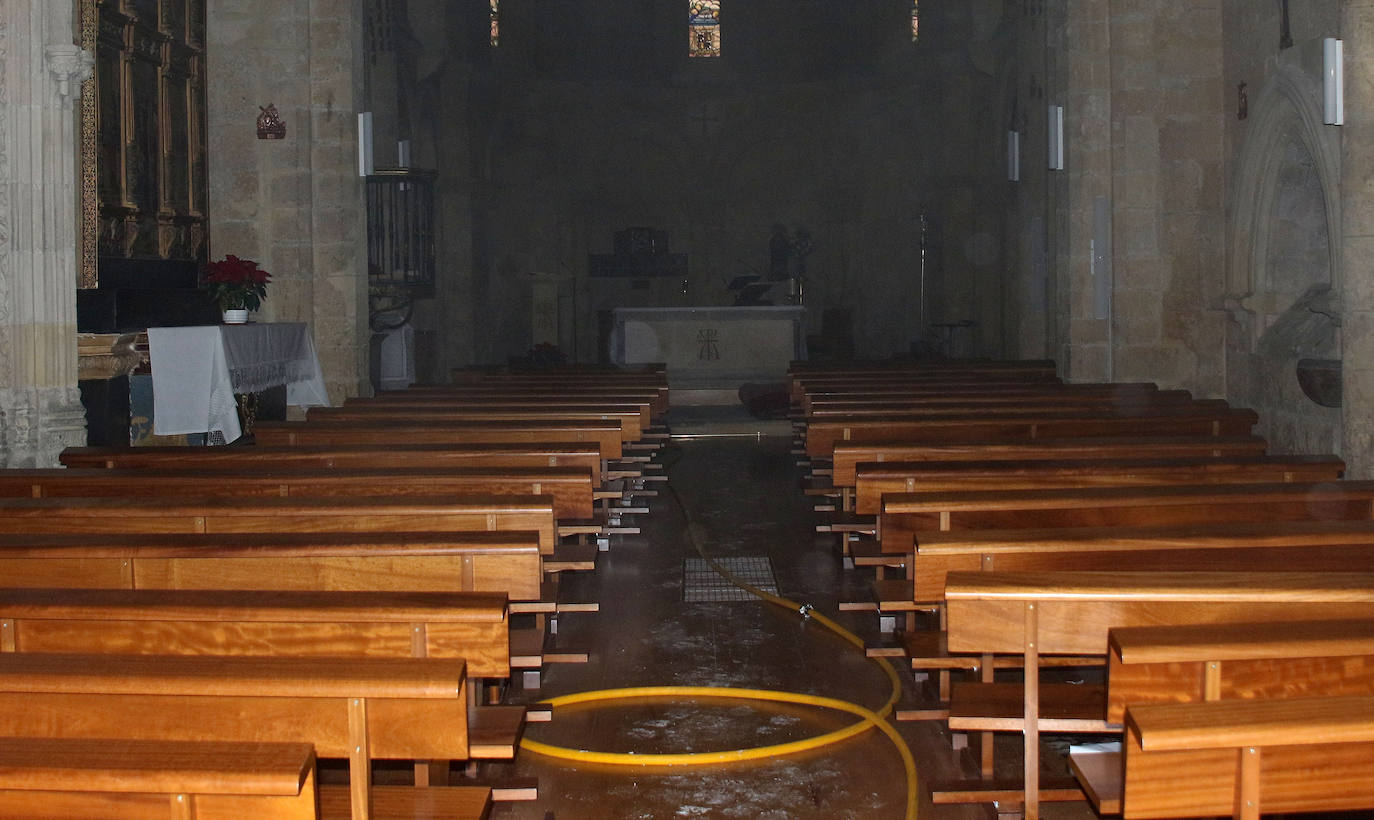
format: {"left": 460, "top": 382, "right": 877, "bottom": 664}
{"left": 768, "top": 224, "right": 791, "bottom": 281}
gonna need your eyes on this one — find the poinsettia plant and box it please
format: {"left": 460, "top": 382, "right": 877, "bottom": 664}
{"left": 202, "top": 254, "right": 271, "bottom": 311}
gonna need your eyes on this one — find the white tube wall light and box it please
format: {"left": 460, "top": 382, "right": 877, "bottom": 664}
{"left": 1008, "top": 130, "right": 1021, "bottom": 182}
{"left": 1047, "top": 105, "right": 1064, "bottom": 170}
{"left": 1324, "top": 37, "right": 1344, "bottom": 126}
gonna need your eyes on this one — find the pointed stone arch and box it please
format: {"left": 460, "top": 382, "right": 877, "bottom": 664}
{"left": 1226, "top": 49, "right": 1342, "bottom": 302}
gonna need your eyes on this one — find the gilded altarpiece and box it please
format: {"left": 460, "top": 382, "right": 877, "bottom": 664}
{"left": 84, "top": 0, "right": 207, "bottom": 286}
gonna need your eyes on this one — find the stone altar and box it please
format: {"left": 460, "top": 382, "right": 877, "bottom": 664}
{"left": 610, "top": 306, "right": 805, "bottom": 404}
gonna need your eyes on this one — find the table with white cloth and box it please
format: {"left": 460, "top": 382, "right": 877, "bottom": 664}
{"left": 146, "top": 322, "right": 330, "bottom": 444}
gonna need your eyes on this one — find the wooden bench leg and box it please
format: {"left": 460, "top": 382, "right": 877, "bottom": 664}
{"left": 980, "top": 653, "right": 994, "bottom": 779}
{"left": 1235, "top": 746, "right": 1260, "bottom": 820}
{"left": 348, "top": 697, "right": 372, "bottom": 820}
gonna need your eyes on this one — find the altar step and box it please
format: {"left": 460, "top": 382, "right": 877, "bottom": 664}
{"left": 665, "top": 405, "right": 793, "bottom": 439}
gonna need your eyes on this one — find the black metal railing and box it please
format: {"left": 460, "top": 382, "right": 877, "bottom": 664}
{"left": 366, "top": 169, "right": 436, "bottom": 297}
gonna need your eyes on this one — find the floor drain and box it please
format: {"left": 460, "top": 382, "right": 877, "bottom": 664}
{"left": 682, "top": 556, "right": 779, "bottom": 602}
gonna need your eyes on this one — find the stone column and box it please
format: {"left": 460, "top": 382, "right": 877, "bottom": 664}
{"left": 0, "top": 1, "right": 92, "bottom": 466}
{"left": 1342, "top": 1, "right": 1374, "bottom": 476}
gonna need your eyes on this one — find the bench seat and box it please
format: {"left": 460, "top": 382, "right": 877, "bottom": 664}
{"left": 254, "top": 420, "right": 624, "bottom": 461}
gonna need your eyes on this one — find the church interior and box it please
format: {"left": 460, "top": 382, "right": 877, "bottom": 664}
{"left": 3, "top": 0, "right": 1374, "bottom": 818}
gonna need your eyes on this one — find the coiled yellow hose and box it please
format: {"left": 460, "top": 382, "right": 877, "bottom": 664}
{"left": 519, "top": 442, "right": 919, "bottom": 819}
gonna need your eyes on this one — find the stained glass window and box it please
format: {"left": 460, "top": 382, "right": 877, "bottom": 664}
{"left": 911, "top": 0, "right": 919, "bottom": 42}
{"left": 689, "top": 1, "right": 720, "bottom": 58}
{"left": 490, "top": 0, "right": 499, "bottom": 46}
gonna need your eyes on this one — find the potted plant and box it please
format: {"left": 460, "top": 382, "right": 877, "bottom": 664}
{"left": 202, "top": 255, "right": 270, "bottom": 323}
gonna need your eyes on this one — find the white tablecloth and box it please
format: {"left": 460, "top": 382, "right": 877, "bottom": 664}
{"left": 147, "top": 322, "right": 330, "bottom": 443}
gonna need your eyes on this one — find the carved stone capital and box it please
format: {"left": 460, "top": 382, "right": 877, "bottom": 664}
{"left": 45, "top": 44, "right": 95, "bottom": 107}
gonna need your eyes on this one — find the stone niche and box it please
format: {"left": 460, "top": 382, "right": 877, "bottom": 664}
{"left": 1224, "top": 44, "right": 1342, "bottom": 456}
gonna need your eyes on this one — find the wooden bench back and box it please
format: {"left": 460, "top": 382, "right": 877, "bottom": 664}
{"left": 253, "top": 420, "right": 624, "bottom": 460}
{"left": 61, "top": 443, "right": 606, "bottom": 486}
{"left": 0, "top": 587, "right": 511, "bottom": 679}
{"left": 0, "top": 531, "right": 545, "bottom": 604}
{"left": 806, "top": 407, "right": 1258, "bottom": 459}
{"left": 1122, "top": 695, "right": 1374, "bottom": 819}
{"left": 832, "top": 436, "right": 1270, "bottom": 487}
{"left": 0, "top": 466, "right": 596, "bottom": 521}
{"left": 805, "top": 391, "right": 1198, "bottom": 417}
{"left": 1106, "top": 618, "right": 1374, "bottom": 724}
{"left": 307, "top": 404, "right": 646, "bottom": 441}
{"left": 0, "top": 494, "right": 557, "bottom": 552}
{"left": 356, "top": 392, "right": 664, "bottom": 420}
{"left": 912, "top": 519, "right": 1374, "bottom": 603}
{"left": 859, "top": 455, "right": 1346, "bottom": 515}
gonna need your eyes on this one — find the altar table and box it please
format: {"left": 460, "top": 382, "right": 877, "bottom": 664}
{"left": 147, "top": 322, "right": 330, "bottom": 443}
{"left": 610, "top": 306, "right": 806, "bottom": 393}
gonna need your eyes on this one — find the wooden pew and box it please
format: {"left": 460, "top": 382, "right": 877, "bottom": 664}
{"left": 872, "top": 474, "right": 1362, "bottom": 566}
{"left": 0, "top": 466, "right": 598, "bottom": 528}
{"left": 0, "top": 495, "right": 559, "bottom": 555}
{"left": 804, "top": 390, "right": 1198, "bottom": 417}
{"left": 798, "top": 382, "right": 1163, "bottom": 414}
{"left": 306, "top": 404, "right": 647, "bottom": 443}
{"left": 805, "top": 406, "right": 1259, "bottom": 460}
{"left": 1118, "top": 695, "right": 1374, "bottom": 819}
{"left": 253, "top": 420, "right": 625, "bottom": 461}
{"left": 0, "top": 587, "right": 528, "bottom": 775}
{"left": 858, "top": 454, "right": 1346, "bottom": 516}
{"left": 0, "top": 529, "right": 585, "bottom": 694}
{"left": 1104, "top": 618, "right": 1374, "bottom": 725}
{"left": 830, "top": 436, "right": 1270, "bottom": 489}
{"left": 365, "top": 387, "right": 667, "bottom": 419}
{"left": 1067, "top": 620, "right": 1374, "bottom": 814}
{"left": 61, "top": 443, "right": 608, "bottom": 487}
{"left": 0, "top": 586, "right": 513, "bottom": 683}
{"left": 0, "top": 653, "right": 487, "bottom": 820}
{"left": 876, "top": 516, "right": 1374, "bottom": 713}
{"left": 939, "top": 570, "right": 1374, "bottom": 819}
{"left": 0, "top": 531, "right": 557, "bottom": 614}
{"left": 0, "top": 738, "right": 329, "bottom": 820}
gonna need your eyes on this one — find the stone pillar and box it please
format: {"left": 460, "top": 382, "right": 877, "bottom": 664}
{"left": 1342, "top": 2, "right": 1374, "bottom": 476}
{"left": 0, "top": 1, "right": 91, "bottom": 466}
{"left": 207, "top": 0, "right": 368, "bottom": 404}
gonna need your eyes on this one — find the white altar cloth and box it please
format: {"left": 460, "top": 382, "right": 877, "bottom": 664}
{"left": 147, "top": 322, "right": 330, "bottom": 443}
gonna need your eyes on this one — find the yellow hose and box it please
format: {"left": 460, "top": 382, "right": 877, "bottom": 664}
{"left": 519, "top": 443, "right": 919, "bottom": 819}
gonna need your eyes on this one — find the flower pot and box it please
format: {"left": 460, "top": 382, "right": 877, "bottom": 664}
{"left": 222, "top": 309, "right": 249, "bottom": 324}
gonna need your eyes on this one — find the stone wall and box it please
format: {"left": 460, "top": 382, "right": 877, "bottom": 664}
{"left": 206, "top": 0, "right": 369, "bottom": 402}
{"left": 416, "top": 0, "right": 946, "bottom": 367}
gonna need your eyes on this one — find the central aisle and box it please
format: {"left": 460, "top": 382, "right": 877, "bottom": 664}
{"left": 491, "top": 436, "right": 1004, "bottom": 819}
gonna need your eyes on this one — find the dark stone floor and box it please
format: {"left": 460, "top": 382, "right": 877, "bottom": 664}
{"left": 485, "top": 436, "right": 1092, "bottom": 819}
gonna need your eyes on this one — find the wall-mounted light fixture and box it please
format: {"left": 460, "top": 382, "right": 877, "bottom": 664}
{"left": 397, "top": 139, "right": 411, "bottom": 168}
{"left": 1324, "top": 37, "right": 1344, "bottom": 126}
{"left": 1047, "top": 105, "right": 1064, "bottom": 170}
{"left": 1007, "top": 130, "right": 1021, "bottom": 182}
{"left": 357, "top": 112, "right": 374, "bottom": 176}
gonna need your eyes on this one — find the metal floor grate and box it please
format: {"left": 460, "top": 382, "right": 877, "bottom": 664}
{"left": 682, "top": 556, "right": 779, "bottom": 603}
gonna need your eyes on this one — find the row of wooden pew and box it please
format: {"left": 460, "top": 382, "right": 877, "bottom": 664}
{"left": 789, "top": 358, "right": 1374, "bottom": 820}
{"left": 0, "top": 364, "right": 670, "bottom": 819}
